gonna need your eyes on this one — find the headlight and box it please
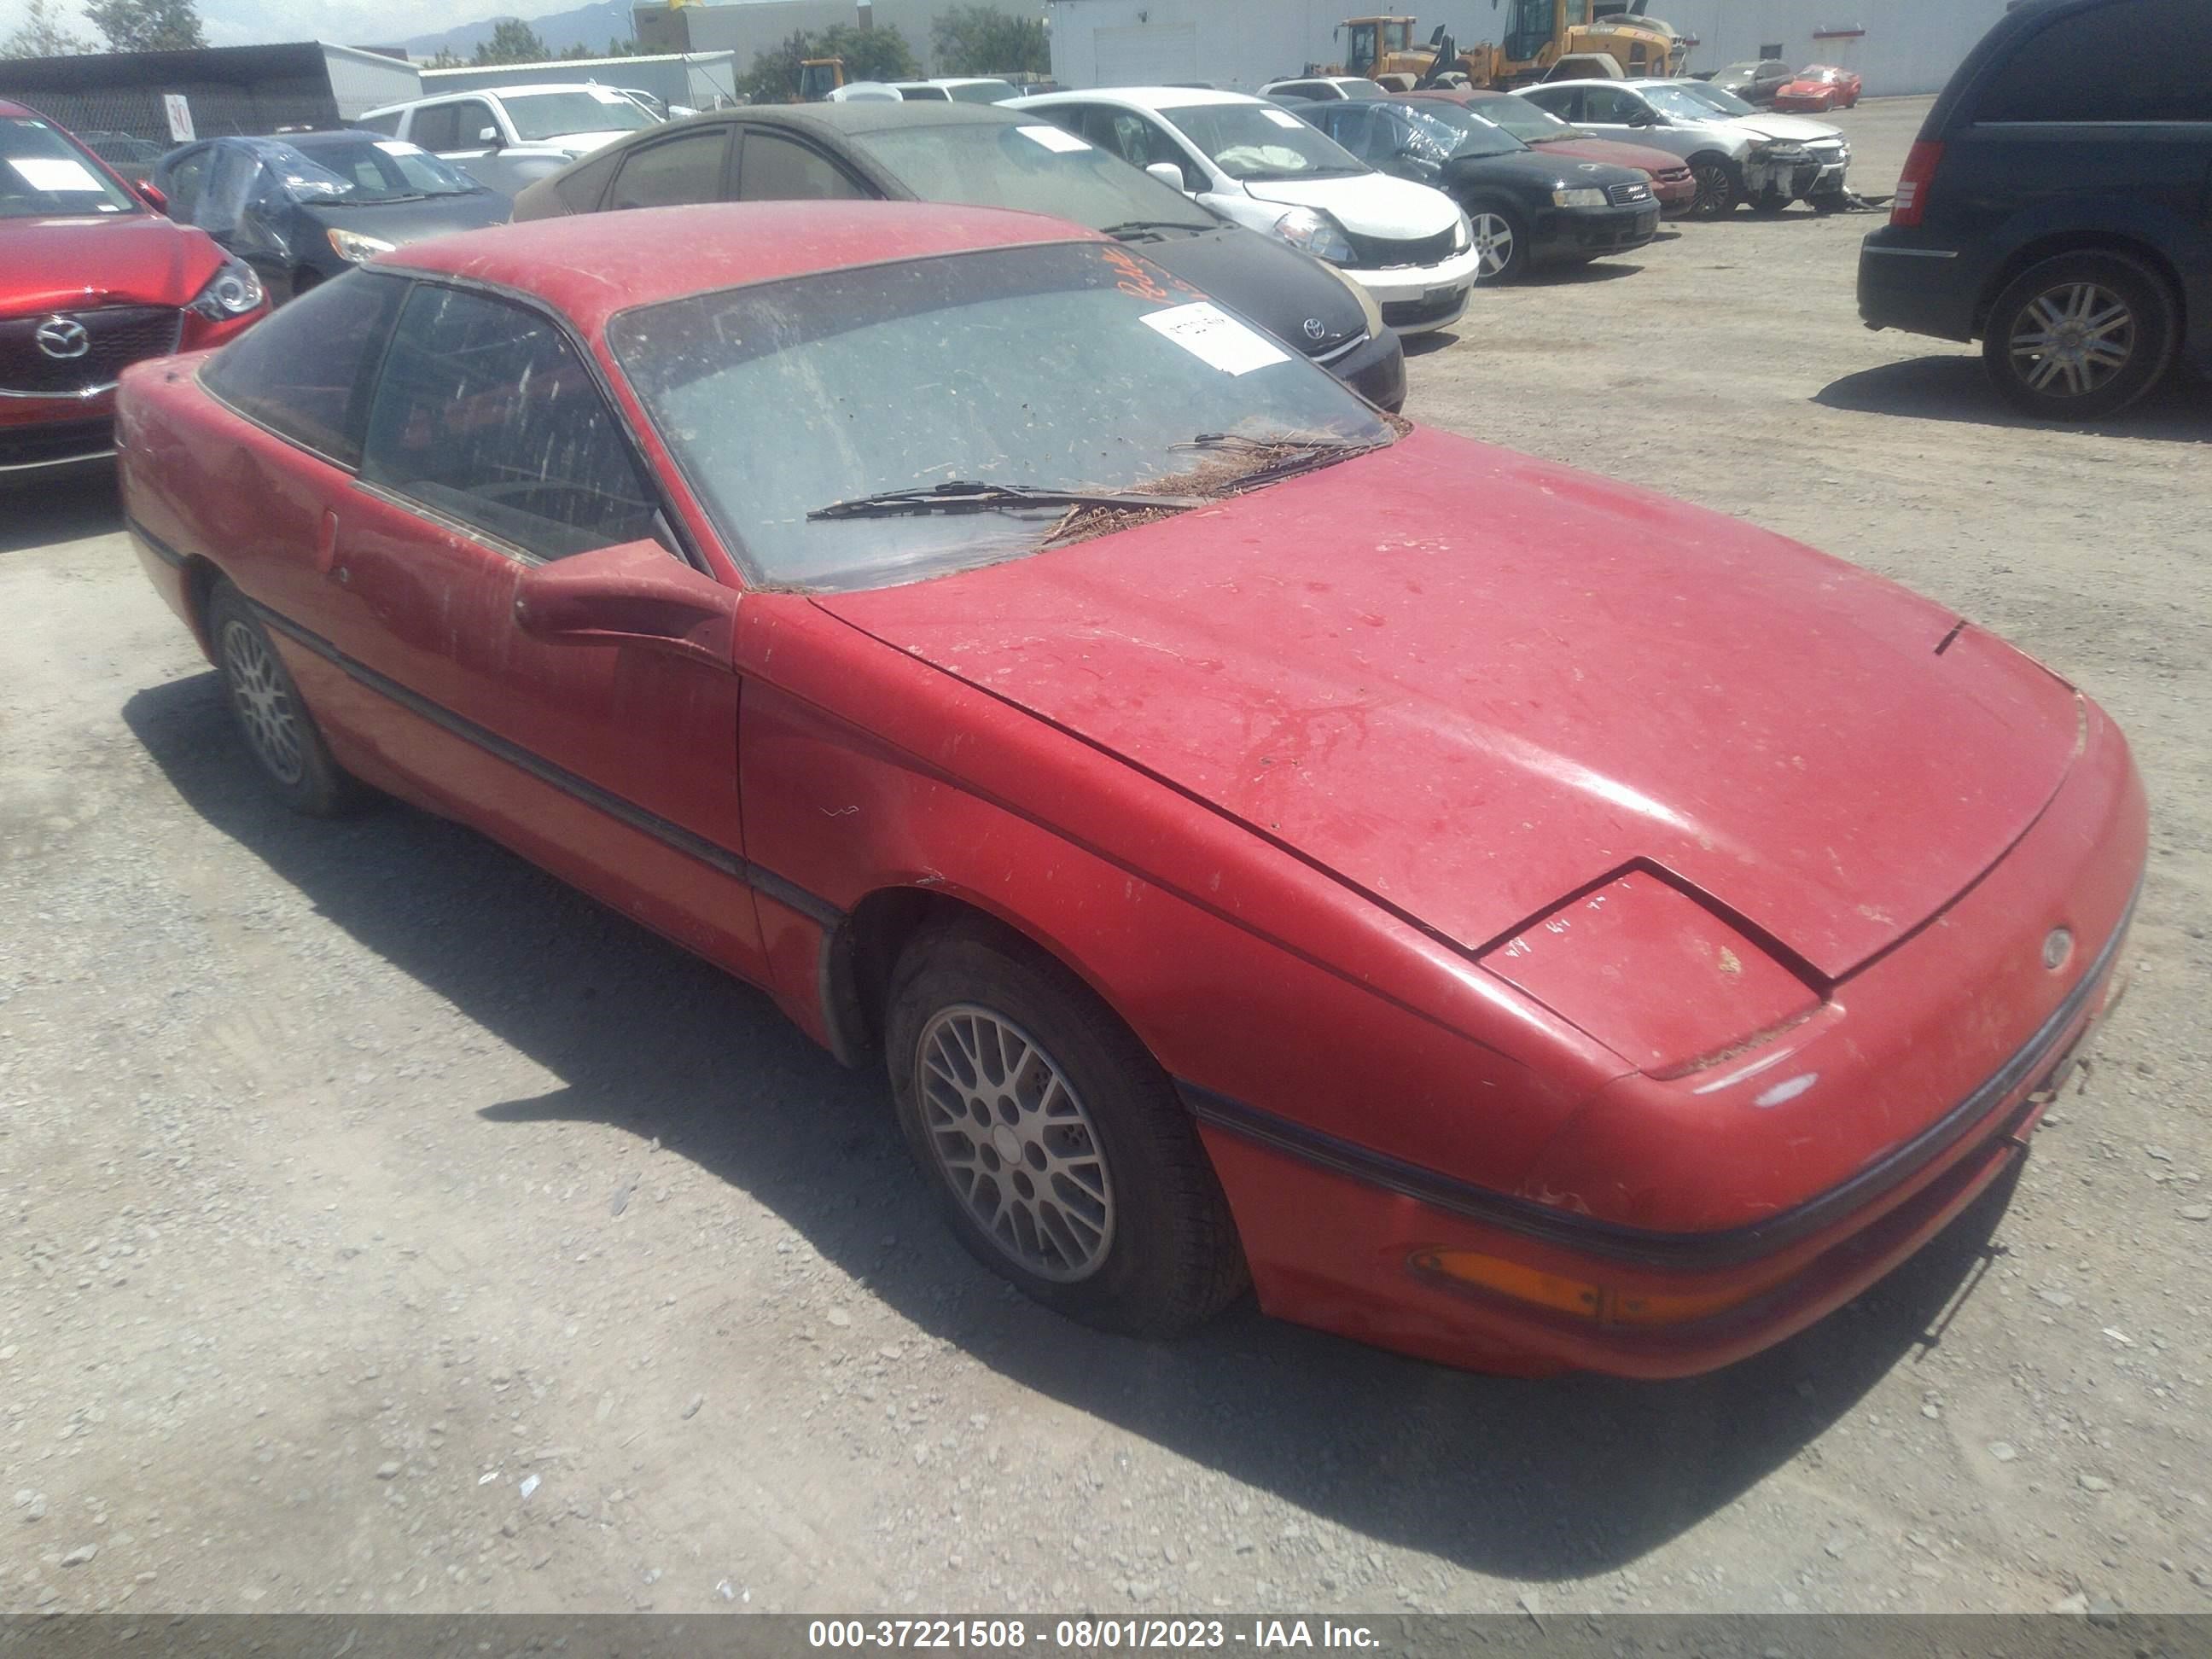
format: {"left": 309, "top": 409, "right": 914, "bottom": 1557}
{"left": 185, "top": 256, "right": 264, "bottom": 319}
{"left": 1272, "top": 206, "right": 1354, "bottom": 266}
{"left": 1551, "top": 186, "right": 1609, "bottom": 208}
{"left": 1321, "top": 259, "right": 1383, "bottom": 338}
{"left": 327, "top": 227, "right": 398, "bottom": 265}
{"left": 1452, "top": 209, "right": 1472, "bottom": 252}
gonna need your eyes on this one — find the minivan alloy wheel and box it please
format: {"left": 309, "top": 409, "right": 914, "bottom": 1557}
{"left": 2007, "top": 282, "right": 2134, "bottom": 398}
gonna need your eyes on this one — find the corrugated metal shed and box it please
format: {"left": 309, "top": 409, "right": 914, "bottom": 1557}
{"left": 0, "top": 42, "right": 421, "bottom": 143}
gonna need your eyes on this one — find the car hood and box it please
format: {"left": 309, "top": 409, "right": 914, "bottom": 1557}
{"left": 816, "top": 428, "right": 2080, "bottom": 984}
{"left": 1, "top": 212, "right": 226, "bottom": 311}
{"left": 1139, "top": 224, "right": 1366, "bottom": 355}
{"left": 1530, "top": 136, "right": 1685, "bottom": 175}
{"left": 1238, "top": 172, "right": 1459, "bottom": 237}
{"left": 1443, "top": 150, "right": 1643, "bottom": 192}
{"left": 302, "top": 191, "right": 512, "bottom": 247}
{"left": 1729, "top": 111, "right": 1842, "bottom": 142}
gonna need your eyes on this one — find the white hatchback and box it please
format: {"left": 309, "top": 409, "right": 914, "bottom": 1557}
{"left": 1008, "top": 86, "right": 1479, "bottom": 332}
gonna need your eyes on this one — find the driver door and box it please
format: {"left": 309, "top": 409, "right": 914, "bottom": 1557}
{"left": 322, "top": 279, "right": 765, "bottom": 980}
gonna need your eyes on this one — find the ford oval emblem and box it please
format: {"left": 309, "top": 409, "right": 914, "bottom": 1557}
{"left": 2042, "top": 928, "right": 2074, "bottom": 970}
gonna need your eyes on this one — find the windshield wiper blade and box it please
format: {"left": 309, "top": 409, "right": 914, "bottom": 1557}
{"left": 1097, "top": 218, "right": 1200, "bottom": 242}
{"left": 807, "top": 479, "right": 1207, "bottom": 522}
{"left": 1172, "top": 431, "right": 1386, "bottom": 487}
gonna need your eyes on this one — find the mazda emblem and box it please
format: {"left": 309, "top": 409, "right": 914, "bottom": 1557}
{"left": 33, "top": 317, "right": 90, "bottom": 360}
{"left": 1302, "top": 317, "right": 1327, "bottom": 341}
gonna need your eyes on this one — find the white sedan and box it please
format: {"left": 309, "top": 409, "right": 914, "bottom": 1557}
{"left": 1008, "top": 86, "right": 1481, "bottom": 332}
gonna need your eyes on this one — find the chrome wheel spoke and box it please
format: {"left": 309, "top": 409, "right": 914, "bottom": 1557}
{"left": 915, "top": 1004, "right": 1115, "bottom": 1284}
{"left": 2009, "top": 281, "right": 2133, "bottom": 398}
{"left": 221, "top": 620, "right": 306, "bottom": 785}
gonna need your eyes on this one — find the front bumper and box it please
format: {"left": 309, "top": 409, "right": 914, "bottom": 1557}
{"left": 1188, "top": 703, "right": 2147, "bottom": 1379}
{"left": 1318, "top": 326, "right": 1406, "bottom": 413}
{"left": 1345, "top": 244, "right": 1480, "bottom": 335}
{"left": 1536, "top": 201, "right": 1660, "bottom": 262}
{"left": 0, "top": 394, "right": 118, "bottom": 476}
{"left": 1652, "top": 176, "right": 1698, "bottom": 218}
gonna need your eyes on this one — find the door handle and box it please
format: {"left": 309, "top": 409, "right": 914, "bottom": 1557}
{"left": 315, "top": 508, "right": 343, "bottom": 580}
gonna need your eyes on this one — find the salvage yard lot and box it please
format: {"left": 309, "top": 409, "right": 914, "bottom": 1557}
{"left": 3, "top": 94, "right": 2209, "bottom": 1617}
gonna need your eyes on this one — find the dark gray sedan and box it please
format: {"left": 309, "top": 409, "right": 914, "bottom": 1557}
{"left": 511, "top": 102, "right": 1406, "bottom": 410}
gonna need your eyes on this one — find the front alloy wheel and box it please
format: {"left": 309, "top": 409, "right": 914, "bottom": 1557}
{"left": 1689, "top": 158, "right": 1738, "bottom": 217}
{"left": 1982, "top": 251, "right": 2176, "bottom": 420}
{"left": 1467, "top": 210, "right": 1521, "bottom": 282}
{"left": 885, "top": 919, "right": 1246, "bottom": 1336}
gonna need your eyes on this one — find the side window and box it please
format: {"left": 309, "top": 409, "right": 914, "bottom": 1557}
{"left": 356, "top": 111, "right": 402, "bottom": 137}
{"left": 201, "top": 272, "right": 406, "bottom": 468}
{"left": 608, "top": 127, "right": 729, "bottom": 209}
{"left": 736, "top": 131, "right": 864, "bottom": 201}
{"left": 1326, "top": 105, "right": 1377, "bottom": 157}
{"left": 160, "top": 146, "right": 209, "bottom": 218}
{"left": 359, "top": 285, "right": 661, "bottom": 562}
{"left": 1975, "top": 0, "right": 2209, "bottom": 123}
{"left": 1525, "top": 87, "right": 1576, "bottom": 123}
{"left": 410, "top": 103, "right": 460, "bottom": 152}
{"left": 1080, "top": 110, "right": 1194, "bottom": 188}
{"left": 1582, "top": 88, "right": 1641, "bottom": 125}
{"left": 455, "top": 101, "right": 499, "bottom": 146}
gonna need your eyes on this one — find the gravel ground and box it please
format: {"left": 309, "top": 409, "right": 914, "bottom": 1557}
{"left": 3, "top": 95, "right": 2209, "bottom": 1621}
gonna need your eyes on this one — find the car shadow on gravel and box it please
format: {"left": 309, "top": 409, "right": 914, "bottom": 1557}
{"left": 126, "top": 671, "right": 2017, "bottom": 1585}
{"left": 1817, "top": 355, "right": 2212, "bottom": 440}
{"left": 0, "top": 464, "right": 122, "bottom": 554}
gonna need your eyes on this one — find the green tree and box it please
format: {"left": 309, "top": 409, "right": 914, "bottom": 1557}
{"left": 736, "top": 23, "right": 917, "bottom": 103}
{"left": 3, "top": 0, "right": 92, "bottom": 57}
{"left": 426, "top": 46, "right": 464, "bottom": 68}
{"left": 83, "top": 0, "right": 204, "bottom": 52}
{"left": 605, "top": 36, "right": 643, "bottom": 58}
{"left": 559, "top": 41, "right": 592, "bottom": 60}
{"left": 470, "top": 18, "right": 549, "bottom": 67}
{"left": 931, "top": 5, "right": 1047, "bottom": 77}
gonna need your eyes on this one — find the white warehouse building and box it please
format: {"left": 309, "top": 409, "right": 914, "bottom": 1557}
{"left": 1045, "top": 2, "right": 2020, "bottom": 98}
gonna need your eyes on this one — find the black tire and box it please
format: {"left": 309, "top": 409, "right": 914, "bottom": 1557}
{"left": 1462, "top": 202, "right": 1528, "bottom": 282}
{"left": 205, "top": 579, "right": 370, "bottom": 817}
{"left": 1810, "top": 193, "right": 1846, "bottom": 216}
{"left": 1687, "top": 154, "right": 1739, "bottom": 217}
{"left": 1981, "top": 250, "right": 2177, "bottom": 421}
{"left": 884, "top": 917, "right": 1246, "bottom": 1337}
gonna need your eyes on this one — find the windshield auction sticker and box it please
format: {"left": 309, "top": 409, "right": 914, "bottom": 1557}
{"left": 1017, "top": 125, "right": 1091, "bottom": 152}
{"left": 1138, "top": 301, "right": 1290, "bottom": 375}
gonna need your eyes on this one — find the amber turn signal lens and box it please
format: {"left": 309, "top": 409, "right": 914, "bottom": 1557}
{"left": 1412, "top": 1250, "right": 1764, "bottom": 1328}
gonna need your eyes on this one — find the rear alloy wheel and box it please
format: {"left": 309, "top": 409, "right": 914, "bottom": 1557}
{"left": 1466, "top": 207, "right": 1526, "bottom": 282}
{"left": 885, "top": 919, "right": 1246, "bottom": 1336}
{"left": 1688, "top": 155, "right": 1738, "bottom": 217}
{"left": 1982, "top": 251, "right": 2176, "bottom": 420}
{"left": 206, "top": 580, "right": 370, "bottom": 817}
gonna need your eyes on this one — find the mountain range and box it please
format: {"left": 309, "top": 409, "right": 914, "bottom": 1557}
{"left": 400, "top": 0, "right": 638, "bottom": 61}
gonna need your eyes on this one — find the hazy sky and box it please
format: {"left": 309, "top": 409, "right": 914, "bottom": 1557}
{"left": 2, "top": 0, "right": 528, "bottom": 49}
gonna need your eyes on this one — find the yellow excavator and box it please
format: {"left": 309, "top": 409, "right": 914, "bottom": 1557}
{"left": 1333, "top": 4, "right": 1685, "bottom": 90}
{"left": 797, "top": 57, "right": 846, "bottom": 101}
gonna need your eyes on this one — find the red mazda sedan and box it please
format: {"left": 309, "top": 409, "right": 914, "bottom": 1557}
{"left": 3, "top": 101, "right": 266, "bottom": 478}
{"left": 118, "top": 204, "right": 2145, "bottom": 1378}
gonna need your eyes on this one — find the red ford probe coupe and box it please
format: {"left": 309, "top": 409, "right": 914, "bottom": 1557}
{"left": 118, "top": 203, "right": 2145, "bottom": 1379}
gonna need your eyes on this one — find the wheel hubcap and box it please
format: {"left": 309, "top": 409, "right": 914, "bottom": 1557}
{"left": 1692, "top": 165, "right": 1731, "bottom": 213}
{"left": 915, "top": 1004, "right": 1114, "bottom": 1283}
{"left": 2010, "top": 282, "right": 2134, "bottom": 399}
{"left": 1470, "top": 213, "right": 1514, "bottom": 280}
{"left": 219, "top": 618, "right": 305, "bottom": 785}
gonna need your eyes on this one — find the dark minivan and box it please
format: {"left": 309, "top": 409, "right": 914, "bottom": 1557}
{"left": 1858, "top": 0, "right": 2211, "bottom": 418}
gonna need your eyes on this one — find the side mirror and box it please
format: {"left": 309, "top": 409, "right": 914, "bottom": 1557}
{"left": 137, "top": 181, "right": 169, "bottom": 212}
{"left": 511, "top": 539, "right": 736, "bottom": 671}
{"left": 1145, "top": 160, "right": 1189, "bottom": 192}
{"left": 477, "top": 125, "right": 504, "bottom": 148}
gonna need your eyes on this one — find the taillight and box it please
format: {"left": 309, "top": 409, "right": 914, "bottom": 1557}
{"left": 1891, "top": 139, "right": 1944, "bottom": 229}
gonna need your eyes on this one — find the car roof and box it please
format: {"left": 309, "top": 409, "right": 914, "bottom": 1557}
{"left": 672, "top": 102, "right": 1032, "bottom": 138}
{"left": 375, "top": 201, "right": 1102, "bottom": 333}
{"left": 1016, "top": 86, "right": 1267, "bottom": 111}
{"left": 365, "top": 84, "right": 629, "bottom": 115}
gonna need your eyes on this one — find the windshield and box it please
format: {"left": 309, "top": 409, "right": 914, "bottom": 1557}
{"left": 851, "top": 122, "right": 1215, "bottom": 235}
{"left": 947, "top": 80, "right": 1018, "bottom": 103}
{"left": 1456, "top": 94, "right": 1571, "bottom": 143}
{"left": 1394, "top": 102, "right": 1525, "bottom": 160}
{"left": 1644, "top": 84, "right": 1734, "bottom": 122}
{"left": 1160, "top": 102, "right": 1365, "bottom": 181}
{"left": 0, "top": 117, "right": 142, "bottom": 218}
{"left": 1668, "top": 82, "right": 1755, "bottom": 118}
{"left": 503, "top": 90, "right": 655, "bottom": 141}
{"left": 287, "top": 138, "right": 485, "bottom": 200}
{"left": 608, "top": 242, "right": 1391, "bottom": 591}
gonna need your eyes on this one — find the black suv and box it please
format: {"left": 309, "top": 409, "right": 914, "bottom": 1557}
{"left": 1858, "top": 0, "right": 2211, "bottom": 418}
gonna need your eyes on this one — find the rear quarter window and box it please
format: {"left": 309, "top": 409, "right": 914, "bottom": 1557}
{"left": 1974, "top": 0, "right": 2212, "bottom": 123}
